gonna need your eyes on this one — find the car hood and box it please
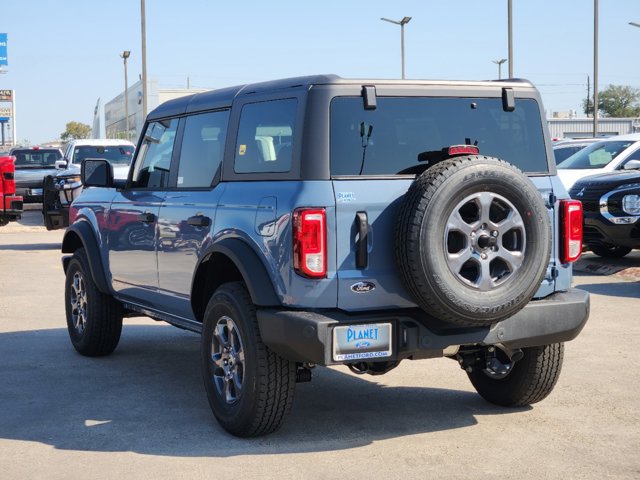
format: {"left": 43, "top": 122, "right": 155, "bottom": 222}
{"left": 571, "top": 170, "right": 640, "bottom": 189}
{"left": 55, "top": 164, "right": 131, "bottom": 181}
{"left": 557, "top": 168, "right": 607, "bottom": 191}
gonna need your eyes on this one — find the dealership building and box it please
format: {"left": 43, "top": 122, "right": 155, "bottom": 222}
{"left": 93, "top": 79, "right": 208, "bottom": 141}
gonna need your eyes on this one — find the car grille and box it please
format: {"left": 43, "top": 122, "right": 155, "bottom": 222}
{"left": 568, "top": 184, "right": 612, "bottom": 213}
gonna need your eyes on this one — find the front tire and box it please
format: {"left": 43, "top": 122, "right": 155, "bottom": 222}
{"left": 201, "top": 282, "right": 296, "bottom": 437}
{"left": 590, "top": 244, "right": 632, "bottom": 258}
{"left": 467, "top": 343, "right": 564, "bottom": 406}
{"left": 64, "top": 248, "right": 123, "bottom": 356}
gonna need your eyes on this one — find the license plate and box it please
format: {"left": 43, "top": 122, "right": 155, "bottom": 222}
{"left": 332, "top": 323, "right": 392, "bottom": 361}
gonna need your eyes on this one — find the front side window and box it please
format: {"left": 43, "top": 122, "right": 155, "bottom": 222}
{"left": 177, "top": 110, "right": 229, "bottom": 188}
{"left": 234, "top": 99, "right": 296, "bottom": 174}
{"left": 330, "top": 97, "right": 548, "bottom": 176}
{"left": 130, "top": 118, "right": 178, "bottom": 188}
{"left": 558, "top": 140, "right": 635, "bottom": 170}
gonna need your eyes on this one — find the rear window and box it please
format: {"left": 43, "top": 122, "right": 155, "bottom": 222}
{"left": 73, "top": 145, "right": 134, "bottom": 165}
{"left": 557, "top": 140, "right": 635, "bottom": 170}
{"left": 330, "top": 97, "right": 548, "bottom": 176}
{"left": 12, "top": 149, "right": 62, "bottom": 168}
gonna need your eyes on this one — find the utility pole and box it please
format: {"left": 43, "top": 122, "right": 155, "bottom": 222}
{"left": 593, "top": 0, "right": 599, "bottom": 137}
{"left": 508, "top": 0, "right": 513, "bottom": 78}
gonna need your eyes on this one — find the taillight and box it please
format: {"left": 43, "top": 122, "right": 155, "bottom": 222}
{"left": 560, "top": 199, "right": 583, "bottom": 263}
{"left": 293, "top": 208, "right": 327, "bottom": 278}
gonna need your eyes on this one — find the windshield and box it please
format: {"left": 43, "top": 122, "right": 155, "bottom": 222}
{"left": 557, "top": 140, "right": 634, "bottom": 170}
{"left": 73, "top": 145, "right": 134, "bottom": 165}
{"left": 330, "top": 97, "right": 548, "bottom": 176}
{"left": 12, "top": 149, "right": 62, "bottom": 168}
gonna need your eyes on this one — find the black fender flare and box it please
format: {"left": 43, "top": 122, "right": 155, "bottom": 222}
{"left": 62, "top": 221, "right": 111, "bottom": 295}
{"left": 196, "top": 238, "right": 280, "bottom": 307}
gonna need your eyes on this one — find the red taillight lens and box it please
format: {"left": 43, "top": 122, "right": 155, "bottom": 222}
{"left": 561, "top": 199, "right": 583, "bottom": 263}
{"left": 448, "top": 145, "right": 479, "bottom": 156}
{"left": 293, "top": 208, "right": 327, "bottom": 278}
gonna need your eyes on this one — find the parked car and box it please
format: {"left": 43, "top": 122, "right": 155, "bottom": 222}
{"left": 569, "top": 167, "right": 640, "bottom": 257}
{"left": 557, "top": 133, "right": 640, "bottom": 190}
{"left": 10, "top": 146, "right": 63, "bottom": 202}
{"left": 61, "top": 75, "right": 589, "bottom": 437}
{"left": 0, "top": 155, "right": 23, "bottom": 226}
{"left": 552, "top": 138, "right": 600, "bottom": 165}
{"left": 42, "top": 139, "right": 135, "bottom": 230}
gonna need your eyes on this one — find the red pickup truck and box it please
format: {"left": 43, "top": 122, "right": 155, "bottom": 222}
{"left": 0, "top": 156, "right": 23, "bottom": 226}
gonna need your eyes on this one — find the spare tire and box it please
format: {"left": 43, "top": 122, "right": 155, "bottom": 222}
{"left": 396, "top": 155, "right": 551, "bottom": 327}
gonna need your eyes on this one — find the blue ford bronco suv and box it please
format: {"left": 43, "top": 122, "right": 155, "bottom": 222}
{"left": 61, "top": 75, "right": 589, "bottom": 437}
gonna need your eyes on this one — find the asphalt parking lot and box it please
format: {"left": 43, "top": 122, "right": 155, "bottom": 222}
{"left": 1, "top": 209, "right": 639, "bottom": 479}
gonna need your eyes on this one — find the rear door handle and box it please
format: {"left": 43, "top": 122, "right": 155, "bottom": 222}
{"left": 187, "top": 215, "right": 211, "bottom": 227}
{"left": 355, "top": 211, "right": 369, "bottom": 269}
{"left": 138, "top": 212, "right": 156, "bottom": 223}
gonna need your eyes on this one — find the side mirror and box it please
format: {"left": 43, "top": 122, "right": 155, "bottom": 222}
{"left": 623, "top": 160, "right": 640, "bottom": 170}
{"left": 55, "top": 159, "right": 67, "bottom": 169}
{"left": 82, "top": 158, "right": 114, "bottom": 188}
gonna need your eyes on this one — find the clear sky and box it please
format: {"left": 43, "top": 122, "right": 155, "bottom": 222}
{"left": 1, "top": 0, "right": 639, "bottom": 145}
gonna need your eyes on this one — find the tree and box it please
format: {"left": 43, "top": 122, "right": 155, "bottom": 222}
{"left": 582, "top": 85, "right": 640, "bottom": 118}
{"left": 60, "top": 121, "right": 91, "bottom": 142}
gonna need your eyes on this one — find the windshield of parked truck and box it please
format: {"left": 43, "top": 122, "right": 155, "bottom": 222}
{"left": 330, "top": 97, "right": 548, "bottom": 176}
{"left": 73, "top": 145, "right": 134, "bottom": 165}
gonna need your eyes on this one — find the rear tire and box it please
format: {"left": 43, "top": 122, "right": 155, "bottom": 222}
{"left": 64, "top": 248, "right": 123, "bottom": 356}
{"left": 467, "top": 343, "right": 564, "bottom": 406}
{"left": 201, "top": 282, "right": 296, "bottom": 437}
{"left": 590, "top": 244, "right": 632, "bottom": 258}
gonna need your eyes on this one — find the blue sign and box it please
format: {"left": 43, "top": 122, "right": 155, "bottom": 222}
{"left": 0, "top": 33, "right": 7, "bottom": 67}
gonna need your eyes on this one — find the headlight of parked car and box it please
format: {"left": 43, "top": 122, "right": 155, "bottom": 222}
{"left": 622, "top": 194, "right": 640, "bottom": 215}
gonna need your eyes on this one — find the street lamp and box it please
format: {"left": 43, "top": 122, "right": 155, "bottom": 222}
{"left": 141, "top": 0, "right": 148, "bottom": 118}
{"left": 492, "top": 58, "right": 507, "bottom": 80}
{"left": 630, "top": 22, "right": 640, "bottom": 28}
{"left": 507, "top": 0, "right": 513, "bottom": 78}
{"left": 593, "top": 0, "right": 599, "bottom": 137}
{"left": 120, "top": 50, "right": 130, "bottom": 141}
{"left": 380, "top": 16, "right": 412, "bottom": 79}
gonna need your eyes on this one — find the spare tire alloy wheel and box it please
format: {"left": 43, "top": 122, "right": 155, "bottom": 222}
{"left": 396, "top": 156, "right": 551, "bottom": 327}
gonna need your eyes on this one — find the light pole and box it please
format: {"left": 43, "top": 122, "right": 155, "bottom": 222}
{"left": 593, "top": 0, "right": 599, "bottom": 137}
{"left": 380, "top": 16, "right": 412, "bottom": 79}
{"left": 630, "top": 22, "right": 640, "bottom": 28}
{"left": 492, "top": 58, "right": 507, "bottom": 80}
{"left": 120, "top": 51, "right": 130, "bottom": 140}
{"left": 141, "top": 0, "right": 148, "bottom": 118}
{"left": 507, "top": 0, "right": 513, "bottom": 78}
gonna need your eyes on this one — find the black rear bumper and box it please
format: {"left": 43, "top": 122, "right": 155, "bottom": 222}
{"left": 256, "top": 288, "right": 590, "bottom": 365}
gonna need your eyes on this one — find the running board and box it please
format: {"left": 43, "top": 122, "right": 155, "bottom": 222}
{"left": 121, "top": 301, "right": 203, "bottom": 334}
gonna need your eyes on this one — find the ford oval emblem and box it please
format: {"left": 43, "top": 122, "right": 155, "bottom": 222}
{"left": 351, "top": 281, "right": 376, "bottom": 293}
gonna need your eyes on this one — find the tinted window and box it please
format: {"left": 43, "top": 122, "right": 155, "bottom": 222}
{"left": 330, "top": 97, "right": 548, "bottom": 175}
{"left": 558, "top": 140, "right": 636, "bottom": 170}
{"left": 234, "top": 99, "right": 296, "bottom": 174}
{"left": 553, "top": 146, "right": 584, "bottom": 164}
{"left": 12, "top": 149, "right": 61, "bottom": 168}
{"left": 73, "top": 145, "right": 134, "bottom": 165}
{"left": 130, "top": 119, "right": 178, "bottom": 188}
{"left": 177, "top": 110, "right": 229, "bottom": 188}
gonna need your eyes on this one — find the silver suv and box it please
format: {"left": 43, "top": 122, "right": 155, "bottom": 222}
{"left": 60, "top": 75, "right": 589, "bottom": 437}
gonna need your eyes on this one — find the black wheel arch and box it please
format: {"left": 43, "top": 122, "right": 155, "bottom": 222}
{"left": 62, "top": 221, "right": 112, "bottom": 295}
{"left": 191, "top": 238, "right": 280, "bottom": 322}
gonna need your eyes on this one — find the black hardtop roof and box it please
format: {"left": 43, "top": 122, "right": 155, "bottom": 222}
{"left": 146, "top": 74, "right": 535, "bottom": 121}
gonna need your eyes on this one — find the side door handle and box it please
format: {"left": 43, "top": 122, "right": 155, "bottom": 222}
{"left": 138, "top": 212, "right": 156, "bottom": 223}
{"left": 355, "top": 211, "right": 369, "bottom": 269}
{"left": 187, "top": 215, "right": 211, "bottom": 227}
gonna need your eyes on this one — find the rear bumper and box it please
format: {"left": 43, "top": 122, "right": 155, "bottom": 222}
{"left": 256, "top": 288, "right": 590, "bottom": 365}
{"left": 1, "top": 195, "right": 23, "bottom": 223}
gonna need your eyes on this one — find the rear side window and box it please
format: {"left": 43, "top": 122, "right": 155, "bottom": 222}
{"left": 234, "top": 99, "right": 296, "bottom": 174}
{"left": 177, "top": 110, "right": 229, "bottom": 188}
{"left": 330, "top": 97, "right": 548, "bottom": 176}
{"left": 130, "top": 118, "right": 178, "bottom": 188}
